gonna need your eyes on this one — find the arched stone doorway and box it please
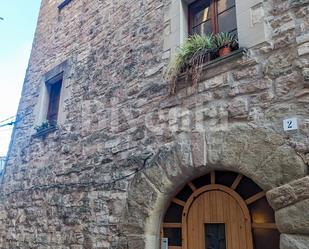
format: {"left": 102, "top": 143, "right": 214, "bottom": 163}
{"left": 161, "top": 171, "right": 280, "bottom": 249}
{"left": 122, "top": 129, "right": 306, "bottom": 249}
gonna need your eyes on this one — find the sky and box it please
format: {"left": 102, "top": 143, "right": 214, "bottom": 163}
{"left": 0, "top": 1, "right": 41, "bottom": 157}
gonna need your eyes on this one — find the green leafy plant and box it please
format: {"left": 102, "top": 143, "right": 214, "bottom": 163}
{"left": 213, "top": 32, "right": 238, "bottom": 49}
{"left": 165, "top": 34, "right": 215, "bottom": 94}
{"left": 34, "top": 120, "right": 55, "bottom": 133}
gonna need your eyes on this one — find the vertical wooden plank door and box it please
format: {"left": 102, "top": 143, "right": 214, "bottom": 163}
{"left": 185, "top": 190, "right": 253, "bottom": 249}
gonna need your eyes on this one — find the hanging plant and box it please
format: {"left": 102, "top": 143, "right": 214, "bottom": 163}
{"left": 165, "top": 34, "right": 215, "bottom": 94}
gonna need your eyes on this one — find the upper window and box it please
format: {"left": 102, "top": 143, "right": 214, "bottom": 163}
{"left": 46, "top": 77, "right": 62, "bottom": 124}
{"left": 188, "top": 0, "right": 237, "bottom": 36}
{"left": 58, "top": 0, "right": 73, "bottom": 10}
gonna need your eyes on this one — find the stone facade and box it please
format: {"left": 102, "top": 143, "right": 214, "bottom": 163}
{"left": 0, "top": 0, "right": 308, "bottom": 248}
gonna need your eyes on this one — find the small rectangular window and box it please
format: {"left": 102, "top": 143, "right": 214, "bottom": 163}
{"left": 205, "top": 223, "right": 226, "bottom": 249}
{"left": 46, "top": 78, "right": 62, "bottom": 124}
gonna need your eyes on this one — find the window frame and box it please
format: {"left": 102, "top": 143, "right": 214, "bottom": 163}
{"left": 46, "top": 78, "right": 62, "bottom": 124}
{"left": 44, "top": 72, "right": 64, "bottom": 125}
{"left": 188, "top": 0, "right": 237, "bottom": 36}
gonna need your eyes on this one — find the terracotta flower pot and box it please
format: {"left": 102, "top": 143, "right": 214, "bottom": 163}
{"left": 219, "top": 46, "right": 231, "bottom": 57}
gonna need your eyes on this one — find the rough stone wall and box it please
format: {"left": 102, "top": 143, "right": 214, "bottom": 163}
{"left": 0, "top": 0, "right": 308, "bottom": 248}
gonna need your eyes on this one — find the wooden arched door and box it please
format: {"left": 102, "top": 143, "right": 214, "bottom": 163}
{"left": 183, "top": 185, "right": 253, "bottom": 249}
{"left": 161, "top": 171, "right": 280, "bottom": 249}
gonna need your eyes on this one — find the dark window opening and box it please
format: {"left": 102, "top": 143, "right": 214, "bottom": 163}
{"left": 58, "top": 0, "right": 73, "bottom": 10}
{"left": 188, "top": 0, "right": 237, "bottom": 36}
{"left": 205, "top": 223, "right": 226, "bottom": 249}
{"left": 215, "top": 171, "right": 238, "bottom": 187}
{"left": 164, "top": 202, "right": 183, "bottom": 223}
{"left": 176, "top": 184, "right": 193, "bottom": 202}
{"left": 236, "top": 176, "right": 263, "bottom": 200}
{"left": 46, "top": 79, "right": 62, "bottom": 125}
{"left": 192, "top": 173, "right": 211, "bottom": 189}
{"left": 253, "top": 229, "right": 280, "bottom": 249}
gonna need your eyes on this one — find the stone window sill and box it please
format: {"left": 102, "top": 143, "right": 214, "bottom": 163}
{"left": 175, "top": 48, "right": 248, "bottom": 92}
{"left": 32, "top": 126, "right": 57, "bottom": 139}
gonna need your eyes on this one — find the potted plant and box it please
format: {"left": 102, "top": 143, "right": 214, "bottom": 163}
{"left": 214, "top": 32, "right": 238, "bottom": 57}
{"left": 165, "top": 34, "right": 215, "bottom": 93}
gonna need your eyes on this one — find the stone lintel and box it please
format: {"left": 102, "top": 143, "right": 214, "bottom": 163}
{"left": 44, "top": 60, "right": 68, "bottom": 83}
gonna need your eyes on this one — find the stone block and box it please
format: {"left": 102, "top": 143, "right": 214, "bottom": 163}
{"left": 190, "top": 132, "right": 207, "bottom": 167}
{"left": 232, "top": 65, "right": 259, "bottom": 80}
{"left": 162, "top": 49, "right": 171, "bottom": 60}
{"left": 229, "top": 79, "right": 271, "bottom": 97}
{"left": 280, "top": 234, "right": 309, "bottom": 249}
{"left": 296, "top": 33, "right": 309, "bottom": 45}
{"left": 290, "top": 0, "right": 309, "bottom": 8}
{"left": 128, "top": 174, "right": 159, "bottom": 209}
{"left": 267, "top": 176, "right": 309, "bottom": 211}
{"left": 142, "top": 158, "right": 174, "bottom": 194}
{"left": 264, "top": 51, "right": 294, "bottom": 79}
{"left": 275, "top": 72, "right": 301, "bottom": 97}
{"left": 276, "top": 199, "right": 309, "bottom": 234}
{"left": 144, "top": 64, "right": 165, "bottom": 78}
{"left": 201, "top": 74, "right": 227, "bottom": 90}
{"left": 298, "top": 42, "right": 309, "bottom": 56}
{"left": 227, "top": 97, "right": 249, "bottom": 119}
{"left": 127, "top": 236, "right": 145, "bottom": 249}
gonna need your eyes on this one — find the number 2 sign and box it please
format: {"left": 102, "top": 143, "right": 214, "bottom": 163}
{"left": 283, "top": 118, "right": 298, "bottom": 131}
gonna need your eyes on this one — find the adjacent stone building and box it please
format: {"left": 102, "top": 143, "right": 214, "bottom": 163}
{"left": 0, "top": 0, "right": 308, "bottom": 248}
